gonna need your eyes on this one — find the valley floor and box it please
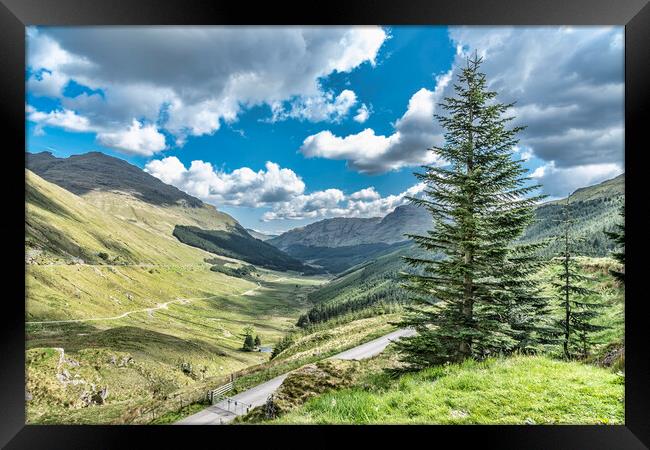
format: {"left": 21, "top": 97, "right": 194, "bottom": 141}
{"left": 25, "top": 264, "right": 326, "bottom": 424}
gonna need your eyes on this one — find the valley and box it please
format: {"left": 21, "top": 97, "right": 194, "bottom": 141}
{"left": 25, "top": 151, "right": 625, "bottom": 425}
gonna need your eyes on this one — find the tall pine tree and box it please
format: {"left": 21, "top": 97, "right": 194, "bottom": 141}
{"left": 553, "top": 197, "right": 607, "bottom": 359}
{"left": 396, "top": 52, "right": 547, "bottom": 369}
{"left": 605, "top": 205, "right": 625, "bottom": 284}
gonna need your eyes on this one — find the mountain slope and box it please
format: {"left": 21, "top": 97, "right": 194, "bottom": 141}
{"left": 173, "top": 225, "right": 313, "bottom": 273}
{"left": 521, "top": 173, "right": 624, "bottom": 256}
{"left": 25, "top": 167, "right": 324, "bottom": 424}
{"left": 300, "top": 173, "right": 625, "bottom": 325}
{"left": 268, "top": 204, "right": 431, "bottom": 250}
{"left": 26, "top": 151, "right": 305, "bottom": 271}
{"left": 27, "top": 151, "right": 202, "bottom": 207}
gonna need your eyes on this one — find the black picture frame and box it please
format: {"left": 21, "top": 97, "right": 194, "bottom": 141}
{"left": 1, "top": 0, "right": 648, "bottom": 448}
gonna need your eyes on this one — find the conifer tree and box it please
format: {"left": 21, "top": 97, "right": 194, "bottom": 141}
{"left": 395, "top": 52, "right": 547, "bottom": 369}
{"left": 605, "top": 205, "right": 625, "bottom": 284}
{"left": 553, "top": 197, "right": 606, "bottom": 359}
{"left": 242, "top": 326, "right": 255, "bottom": 351}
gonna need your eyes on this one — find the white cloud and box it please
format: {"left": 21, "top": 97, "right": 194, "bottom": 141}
{"left": 262, "top": 182, "right": 426, "bottom": 221}
{"left": 448, "top": 26, "right": 624, "bottom": 168}
{"left": 353, "top": 103, "right": 371, "bottom": 123}
{"left": 27, "top": 70, "right": 70, "bottom": 98}
{"left": 530, "top": 161, "right": 623, "bottom": 197}
{"left": 145, "top": 155, "right": 425, "bottom": 222}
{"left": 27, "top": 107, "right": 92, "bottom": 133}
{"left": 299, "top": 73, "right": 451, "bottom": 174}
{"left": 349, "top": 187, "right": 380, "bottom": 201}
{"left": 269, "top": 89, "right": 358, "bottom": 123}
{"left": 27, "top": 26, "right": 388, "bottom": 146}
{"left": 144, "top": 157, "right": 305, "bottom": 207}
{"left": 96, "top": 119, "right": 166, "bottom": 156}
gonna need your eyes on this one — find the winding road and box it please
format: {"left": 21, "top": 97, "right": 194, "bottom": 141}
{"left": 176, "top": 328, "right": 415, "bottom": 425}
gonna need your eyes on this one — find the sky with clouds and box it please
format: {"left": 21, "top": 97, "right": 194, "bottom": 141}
{"left": 26, "top": 26, "right": 624, "bottom": 233}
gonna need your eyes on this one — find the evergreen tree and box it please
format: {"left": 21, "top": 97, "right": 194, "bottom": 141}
{"left": 242, "top": 326, "right": 255, "bottom": 351}
{"left": 395, "top": 52, "right": 547, "bottom": 369}
{"left": 553, "top": 197, "right": 607, "bottom": 359}
{"left": 254, "top": 335, "right": 262, "bottom": 347}
{"left": 243, "top": 334, "right": 255, "bottom": 352}
{"left": 604, "top": 205, "right": 625, "bottom": 283}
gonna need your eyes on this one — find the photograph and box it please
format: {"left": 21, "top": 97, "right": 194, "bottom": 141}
{"left": 23, "top": 24, "right": 627, "bottom": 427}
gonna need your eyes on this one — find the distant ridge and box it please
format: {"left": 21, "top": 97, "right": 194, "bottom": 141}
{"left": 268, "top": 204, "right": 431, "bottom": 250}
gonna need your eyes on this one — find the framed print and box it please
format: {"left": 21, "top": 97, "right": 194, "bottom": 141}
{"left": 1, "top": 0, "right": 648, "bottom": 448}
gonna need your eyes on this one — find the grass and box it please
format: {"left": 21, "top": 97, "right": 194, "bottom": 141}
{"left": 274, "top": 354, "right": 625, "bottom": 425}
{"left": 230, "top": 314, "right": 398, "bottom": 393}
{"left": 25, "top": 171, "right": 328, "bottom": 424}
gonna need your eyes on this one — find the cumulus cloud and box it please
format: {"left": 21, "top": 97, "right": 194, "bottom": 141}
{"left": 144, "top": 157, "right": 306, "bottom": 207}
{"left": 530, "top": 161, "right": 623, "bottom": 198}
{"left": 353, "top": 103, "right": 371, "bottom": 123}
{"left": 27, "top": 106, "right": 92, "bottom": 134}
{"left": 145, "top": 155, "right": 425, "bottom": 222}
{"left": 262, "top": 182, "right": 426, "bottom": 221}
{"left": 27, "top": 26, "right": 387, "bottom": 149}
{"left": 300, "top": 72, "right": 452, "bottom": 174}
{"left": 269, "top": 89, "right": 358, "bottom": 123}
{"left": 96, "top": 120, "right": 166, "bottom": 156}
{"left": 448, "top": 26, "right": 624, "bottom": 169}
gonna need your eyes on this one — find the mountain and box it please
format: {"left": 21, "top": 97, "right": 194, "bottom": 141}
{"left": 26, "top": 151, "right": 308, "bottom": 272}
{"left": 27, "top": 151, "right": 203, "bottom": 207}
{"left": 299, "top": 173, "right": 625, "bottom": 325}
{"left": 173, "top": 225, "right": 314, "bottom": 273}
{"left": 268, "top": 204, "right": 431, "bottom": 250}
{"left": 521, "top": 173, "right": 624, "bottom": 256}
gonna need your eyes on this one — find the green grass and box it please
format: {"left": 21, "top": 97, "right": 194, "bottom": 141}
{"left": 25, "top": 171, "right": 329, "bottom": 424}
{"left": 230, "top": 314, "right": 398, "bottom": 393}
{"left": 274, "top": 355, "right": 624, "bottom": 424}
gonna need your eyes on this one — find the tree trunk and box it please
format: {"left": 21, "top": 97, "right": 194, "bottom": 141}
{"left": 460, "top": 90, "right": 475, "bottom": 360}
{"left": 563, "top": 218, "right": 571, "bottom": 360}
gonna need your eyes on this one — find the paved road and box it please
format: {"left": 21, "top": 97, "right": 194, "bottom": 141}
{"left": 332, "top": 328, "right": 416, "bottom": 361}
{"left": 176, "top": 328, "right": 415, "bottom": 425}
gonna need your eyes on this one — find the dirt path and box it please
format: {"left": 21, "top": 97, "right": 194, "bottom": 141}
{"left": 26, "top": 297, "right": 200, "bottom": 325}
{"left": 241, "top": 283, "right": 262, "bottom": 296}
{"left": 27, "top": 273, "right": 290, "bottom": 325}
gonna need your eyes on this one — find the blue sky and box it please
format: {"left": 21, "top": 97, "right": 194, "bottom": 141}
{"left": 26, "top": 26, "right": 624, "bottom": 233}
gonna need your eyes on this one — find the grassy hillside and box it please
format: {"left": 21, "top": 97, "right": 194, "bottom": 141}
{"left": 283, "top": 241, "right": 410, "bottom": 274}
{"left": 26, "top": 170, "right": 237, "bottom": 266}
{"left": 173, "top": 225, "right": 316, "bottom": 273}
{"left": 25, "top": 170, "right": 327, "bottom": 424}
{"left": 296, "top": 244, "right": 425, "bottom": 327}
{"left": 273, "top": 354, "right": 624, "bottom": 424}
{"left": 522, "top": 174, "right": 624, "bottom": 256}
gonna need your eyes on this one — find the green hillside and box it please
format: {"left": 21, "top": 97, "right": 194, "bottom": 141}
{"left": 298, "top": 174, "right": 624, "bottom": 327}
{"left": 283, "top": 241, "right": 410, "bottom": 274}
{"left": 173, "top": 225, "right": 315, "bottom": 273}
{"left": 296, "top": 244, "right": 425, "bottom": 327}
{"left": 25, "top": 169, "right": 326, "bottom": 424}
{"left": 522, "top": 174, "right": 624, "bottom": 256}
{"left": 273, "top": 354, "right": 624, "bottom": 424}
